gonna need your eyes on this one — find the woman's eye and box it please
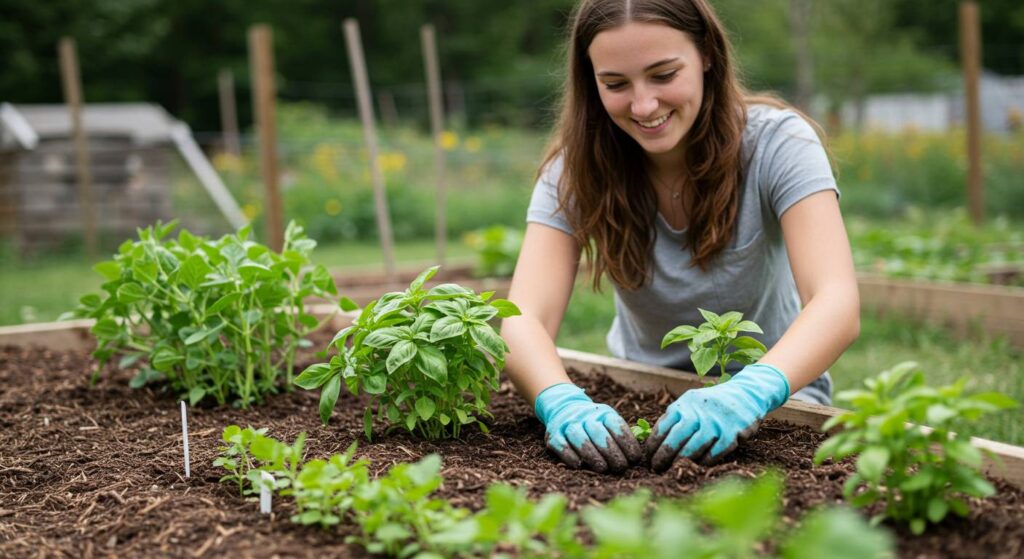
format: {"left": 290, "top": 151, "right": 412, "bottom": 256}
{"left": 653, "top": 70, "right": 678, "bottom": 82}
{"left": 603, "top": 82, "right": 626, "bottom": 91}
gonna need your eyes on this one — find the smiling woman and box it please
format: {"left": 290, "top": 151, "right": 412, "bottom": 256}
{"left": 500, "top": 0, "right": 861, "bottom": 474}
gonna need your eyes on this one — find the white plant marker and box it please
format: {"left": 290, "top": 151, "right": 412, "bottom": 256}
{"left": 260, "top": 471, "right": 273, "bottom": 514}
{"left": 180, "top": 401, "right": 191, "bottom": 478}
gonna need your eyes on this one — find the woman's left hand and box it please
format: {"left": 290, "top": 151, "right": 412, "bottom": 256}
{"left": 645, "top": 364, "right": 791, "bottom": 471}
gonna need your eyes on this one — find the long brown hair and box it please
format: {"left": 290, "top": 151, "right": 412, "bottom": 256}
{"left": 542, "top": 0, "right": 763, "bottom": 290}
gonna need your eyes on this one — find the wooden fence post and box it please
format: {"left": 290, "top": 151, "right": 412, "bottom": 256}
{"left": 343, "top": 18, "right": 397, "bottom": 281}
{"left": 248, "top": 25, "right": 284, "bottom": 249}
{"left": 217, "top": 69, "right": 242, "bottom": 156}
{"left": 57, "top": 37, "right": 97, "bottom": 259}
{"left": 421, "top": 24, "right": 447, "bottom": 267}
{"left": 959, "top": 1, "right": 984, "bottom": 225}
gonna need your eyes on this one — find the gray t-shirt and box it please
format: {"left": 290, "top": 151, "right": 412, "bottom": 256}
{"left": 526, "top": 105, "right": 836, "bottom": 405}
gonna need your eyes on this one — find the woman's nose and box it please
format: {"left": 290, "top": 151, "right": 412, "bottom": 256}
{"left": 630, "top": 89, "right": 659, "bottom": 119}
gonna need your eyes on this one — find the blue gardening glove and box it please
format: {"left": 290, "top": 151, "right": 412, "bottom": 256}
{"left": 535, "top": 383, "right": 644, "bottom": 473}
{"left": 645, "top": 364, "right": 791, "bottom": 471}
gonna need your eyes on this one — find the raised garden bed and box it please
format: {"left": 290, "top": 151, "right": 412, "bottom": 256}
{"left": 331, "top": 262, "right": 512, "bottom": 306}
{"left": 1, "top": 321, "right": 1022, "bottom": 558}
{"left": 858, "top": 274, "right": 1024, "bottom": 348}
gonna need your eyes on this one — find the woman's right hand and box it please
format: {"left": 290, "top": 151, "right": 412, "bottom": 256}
{"left": 534, "top": 382, "right": 643, "bottom": 472}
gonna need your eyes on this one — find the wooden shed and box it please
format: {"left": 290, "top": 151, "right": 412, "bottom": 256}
{"left": 0, "top": 102, "right": 245, "bottom": 254}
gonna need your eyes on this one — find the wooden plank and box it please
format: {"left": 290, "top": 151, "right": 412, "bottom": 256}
{"left": 0, "top": 308, "right": 353, "bottom": 354}
{"left": 343, "top": 18, "right": 397, "bottom": 282}
{"left": 559, "top": 348, "right": 1024, "bottom": 489}
{"left": 333, "top": 262, "right": 477, "bottom": 288}
{"left": 858, "top": 274, "right": 1024, "bottom": 347}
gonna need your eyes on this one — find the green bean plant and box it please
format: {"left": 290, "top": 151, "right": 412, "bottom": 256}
{"left": 295, "top": 265, "right": 521, "bottom": 440}
{"left": 63, "top": 220, "right": 346, "bottom": 407}
{"left": 814, "top": 362, "right": 1019, "bottom": 534}
{"left": 661, "top": 309, "right": 767, "bottom": 383}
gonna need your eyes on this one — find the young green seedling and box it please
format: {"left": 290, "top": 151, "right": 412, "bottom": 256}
{"left": 814, "top": 361, "right": 1019, "bottom": 535}
{"left": 661, "top": 308, "right": 767, "bottom": 383}
{"left": 631, "top": 418, "right": 651, "bottom": 442}
{"left": 295, "top": 265, "right": 521, "bottom": 440}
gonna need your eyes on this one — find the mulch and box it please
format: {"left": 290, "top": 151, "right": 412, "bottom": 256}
{"left": 1, "top": 333, "right": 1022, "bottom": 558}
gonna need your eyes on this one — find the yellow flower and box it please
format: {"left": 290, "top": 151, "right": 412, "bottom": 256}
{"left": 464, "top": 136, "right": 483, "bottom": 153}
{"left": 311, "top": 143, "right": 340, "bottom": 182}
{"left": 439, "top": 130, "right": 459, "bottom": 151}
{"left": 242, "top": 203, "right": 260, "bottom": 220}
{"left": 324, "top": 198, "right": 343, "bottom": 216}
{"left": 377, "top": 151, "right": 407, "bottom": 174}
{"left": 213, "top": 152, "right": 244, "bottom": 174}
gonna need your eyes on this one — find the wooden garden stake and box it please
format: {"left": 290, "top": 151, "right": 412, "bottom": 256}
{"left": 180, "top": 401, "right": 191, "bottom": 479}
{"left": 421, "top": 24, "right": 448, "bottom": 267}
{"left": 248, "top": 25, "right": 284, "bottom": 251}
{"left": 343, "top": 18, "right": 397, "bottom": 281}
{"left": 260, "top": 471, "right": 273, "bottom": 514}
{"left": 959, "top": 1, "right": 984, "bottom": 225}
{"left": 57, "top": 37, "right": 97, "bottom": 260}
{"left": 217, "top": 69, "right": 242, "bottom": 156}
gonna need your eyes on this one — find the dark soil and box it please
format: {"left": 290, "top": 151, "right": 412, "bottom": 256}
{"left": 1, "top": 333, "right": 1022, "bottom": 558}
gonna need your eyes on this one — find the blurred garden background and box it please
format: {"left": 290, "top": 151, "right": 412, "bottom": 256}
{"left": 1, "top": 0, "right": 1021, "bottom": 442}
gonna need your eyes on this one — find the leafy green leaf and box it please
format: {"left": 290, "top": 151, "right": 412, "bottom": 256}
{"left": 856, "top": 447, "right": 891, "bottom": 483}
{"left": 429, "top": 316, "right": 466, "bottom": 342}
{"left": 294, "top": 364, "right": 334, "bottom": 389}
{"left": 386, "top": 340, "right": 417, "bottom": 374}
{"left": 319, "top": 375, "right": 341, "bottom": 424}
{"left": 489, "top": 298, "right": 521, "bottom": 318}
{"left": 414, "top": 345, "right": 448, "bottom": 383}
{"left": 691, "top": 346, "right": 717, "bottom": 376}
{"left": 415, "top": 396, "right": 436, "bottom": 420}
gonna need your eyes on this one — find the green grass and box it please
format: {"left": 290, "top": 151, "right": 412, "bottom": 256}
{"left": 0, "top": 239, "right": 476, "bottom": 326}
{"left": 556, "top": 278, "right": 1023, "bottom": 446}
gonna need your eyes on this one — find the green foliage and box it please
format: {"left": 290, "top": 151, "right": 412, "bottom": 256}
{"left": 814, "top": 362, "right": 1019, "bottom": 534}
{"left": 295, "top": 265, "right": 521, "bottom": 439}
{"left": 348, "top": 455, "right": 470, "bottom": 557}
{"left": 630, "top": 418, "right": 651, "bottom": 442}
{"left": 62, "top": 220, "right": 340, "bottom": 407}
{"left": 580, "top": 472, "right": 892, "bottom": 559}
{"left": 429, "top": 483, "right": 583, "bottom": 558}
{"left": 463, "top": 225, "right": 523, "bottom": 278}
{"left": 848, "top": 208, "right": 1024, "bottom": 286}
{"left": 215, "top": 425, "right": 892, "bottom": 559}
{"left": 290, "top": 445, "right": 369, "bottom": 528}
{"left": 661, "top": 309, "right": 768, "bottom": 382}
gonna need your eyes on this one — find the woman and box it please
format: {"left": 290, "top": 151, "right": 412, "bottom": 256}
{"left": 500, "top": 0, "right": 859, "bottom": 474}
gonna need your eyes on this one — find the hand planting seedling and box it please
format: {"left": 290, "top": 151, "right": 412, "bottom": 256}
{"left": 814, "top": 361, "right": 1019, "bottom": 535}
{"left": 295, "top": 265, "right": 521, "bottom": 439}
{"left": 661, "top": 308, "right": 767, "bottom": 382}
{"left": 631, "top": 418, "right": 651, "bottom": 442}
{"left": 63, "top": 220, "right": 348, "bottom": 407}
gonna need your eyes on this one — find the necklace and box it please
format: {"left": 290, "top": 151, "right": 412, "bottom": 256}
{"left": 652, "top": 173, "right": 685, "bottom": 200}
{"left": 651, "top": 172, "right": 687, "bottom": 227}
